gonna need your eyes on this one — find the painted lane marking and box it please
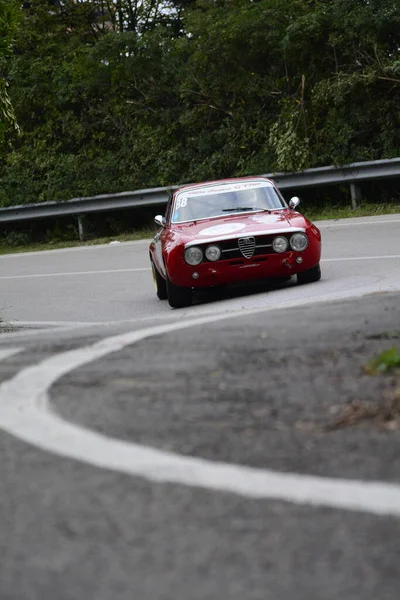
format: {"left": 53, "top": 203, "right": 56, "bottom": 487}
{"left": 317, "top": 218, "right": 400, "bottom": 228}
{"left": 1, "top": 254, "right": 399, "bottom": 281}
{"left": 0, "top": 217, "right": 397, "bottom": 260}
{"left": 0, "top": 348, "right": 23, "bottom": 361}
{"left": 7, "top": 320, "right": 104, "bottom": 327}
{"left": 1, "top": 310, "right": 400, "bottom": 517}
{"left": 0, "top": 239, "right": 149, "bottom": 259}
{"left": 323, "top": 255, "right": 400, "bottom": 262}
{"left": 0, "top": 215, "right": 398, "bottom": 264}
{"left": 0, "top": 268, "right": 150, "bottom": 281}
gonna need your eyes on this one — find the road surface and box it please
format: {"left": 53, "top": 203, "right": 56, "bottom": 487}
{"left": 0, "top": 214, "right": 399, "bottom": 599}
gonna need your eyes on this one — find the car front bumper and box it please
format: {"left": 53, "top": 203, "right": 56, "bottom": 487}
{"left": 168, "top": 247, "right": 321, "bottom": 288}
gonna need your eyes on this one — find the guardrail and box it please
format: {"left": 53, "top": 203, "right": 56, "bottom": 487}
{"left": 1, "top": 157, "right": 399, "bottom": 241}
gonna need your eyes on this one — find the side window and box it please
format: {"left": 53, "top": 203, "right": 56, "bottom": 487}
{"left": 164, "top": 192, "right": 173, "bottom": 223}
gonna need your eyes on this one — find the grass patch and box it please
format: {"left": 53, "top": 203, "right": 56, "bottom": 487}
{"left": 0, "top": 202, "right": 399, "bottom": 256}
{"left": 364, "top": 347, "right": 400, "bottom": 374}
{"left": 304, "top": 202, "right": 400, "bottom": 221}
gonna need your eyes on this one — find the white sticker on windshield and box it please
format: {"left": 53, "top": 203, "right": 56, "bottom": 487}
{"left": 182, "top": 181, "right": 273, "bottom": 200}
{"left": 175, "top": 197, "right": 187, "bottom": 210}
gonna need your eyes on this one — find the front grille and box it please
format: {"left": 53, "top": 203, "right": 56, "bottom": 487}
{"left": 197, "top": 233, "right": 292, "bottom": 262}
{"left": 238, "top": 236, "right": 256, "bottom": 258}
{"left": 219, "top": 234, "right": 288, "bottom": 260}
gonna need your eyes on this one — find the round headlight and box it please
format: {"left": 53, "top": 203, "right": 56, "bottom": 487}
{"left": 205, "top": 245, "right": 221, "bottom": 262}
{"left": 184, "top": 246, "right": 203, "bottom": 265}
{"left": 290, "top": 233, "right": 309, "bottom": 251}
{"left": 272, "top": 236, "right": 289, "bottom": 253}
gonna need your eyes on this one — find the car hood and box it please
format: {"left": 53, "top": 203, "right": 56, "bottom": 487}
{"left": 173, "top": 211, "right": 306, "bottom": 242}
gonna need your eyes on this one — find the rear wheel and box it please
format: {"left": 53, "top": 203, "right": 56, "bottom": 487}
{"left": 297, "top": 263, "right": 321, "bottom": 285}
{"left": 166, "top": 276, "right": 192, "bottom": 308}
{"left": 151, "top": 260, "right": 167, "bottom": 300}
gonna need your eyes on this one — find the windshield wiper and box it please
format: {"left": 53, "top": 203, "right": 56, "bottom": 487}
{"left": 222, "top": 207, "right": 271, "bottom": 213}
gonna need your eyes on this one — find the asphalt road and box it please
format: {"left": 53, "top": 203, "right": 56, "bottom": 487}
{"left": 1, "top": 213, "right": 399, "bottom": 325}
{"left": 0, "top": 214, "right": 399, "bottom": 600}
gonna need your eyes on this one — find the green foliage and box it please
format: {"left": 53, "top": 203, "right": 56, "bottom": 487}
{"left": 366, "top": 347, "right": 400, "bottom": 374}
{"left": 45, "top": 221, "right": 78, "bottom": 243}
{"left": 0, "top": 230, "right": 29, "bottom": 247}
{"left": 268, "top": 113, "right": 311, "bottom": 172}
{"left": 0, "top": 0, "right": 399, "bottom": 206}
{"left": 0, "top": 0, "right": 21, "bottom": 141}
{"left": 0, "top": 79, "right": 19, "bottom": 135}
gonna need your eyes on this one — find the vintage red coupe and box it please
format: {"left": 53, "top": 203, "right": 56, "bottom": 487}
{"left": 149, "top": 177, "right": 322, "bottom": 308}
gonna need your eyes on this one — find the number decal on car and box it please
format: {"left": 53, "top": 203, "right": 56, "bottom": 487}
{"left": 175, "top": 197, "right": 187, "bottom": 210}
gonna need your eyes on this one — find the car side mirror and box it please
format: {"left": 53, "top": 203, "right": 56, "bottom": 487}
{"left": 288, "top": 196, "right": 300, "bottom": 209}
{"left": 154, "top": 215, "right": 166, "bottom": 228}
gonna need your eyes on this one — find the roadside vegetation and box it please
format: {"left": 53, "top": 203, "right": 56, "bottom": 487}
{"left": 0, "top": 228, "right": 154, "bottom": 255}
{"left": 0, "top": 0, "right": 20, "bottom": 136}
{"left": 0, "top": 200, "right": 399, "bottom": 255}
{"left": 0, "top": 1, "right": 399, "bottom": 211}
{"left": 365, "top": 346, "right": 400, "bottom": 374}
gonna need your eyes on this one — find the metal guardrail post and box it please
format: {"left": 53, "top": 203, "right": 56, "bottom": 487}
{"left": 350, "top": 184, "right": 363, "bottom": 210}
{"left": 77, "top": 215, "right": 87, "bottom": 242}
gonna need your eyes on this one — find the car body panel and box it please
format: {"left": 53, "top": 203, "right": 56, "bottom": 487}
{"left": 149, "top": 177, "right": 321, "bottom": 291}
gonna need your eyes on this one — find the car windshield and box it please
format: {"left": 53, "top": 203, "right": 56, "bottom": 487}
{"left": 171, "top": 181, "right": 286, "bottom": 223}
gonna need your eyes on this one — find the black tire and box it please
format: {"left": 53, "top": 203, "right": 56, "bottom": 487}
{"left": 297, "top": 263, "right": 321, "bottom": 285}
{"left": 151, "top": 260, "right": 168, "bottom": 300}
{"left": 166, "top": 276, "right": 192, "bottom": 308}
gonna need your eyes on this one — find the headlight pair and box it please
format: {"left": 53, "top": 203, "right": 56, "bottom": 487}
{"left": 273, "top": 233, "right": 308, "bottom": 253}
{"left": 184, "top": 245, "right": 221, "bottom": 265}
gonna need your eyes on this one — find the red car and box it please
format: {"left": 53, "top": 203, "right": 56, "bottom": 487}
{"left": 149, "top": 177, "right": 322, "bottom": 308}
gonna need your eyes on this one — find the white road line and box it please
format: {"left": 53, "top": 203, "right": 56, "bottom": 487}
{"left": 0, "top": 348, "right": 23, "bottom": 361}
{"left": 318, "top": 218, "right": 400, "bottom": 228}
{"left": 7, "top": 320, "right": 107, "bottom": 328}
{"left": 0, "top": 238, "right": 150, "bottom": 259}
{"left": 1, "top": 309, "right": 400, "bottom": 517}
{"left": 0, "top": 268, "right": 149, "bottom": 280}
{"left": 323, "top": 255, "right": 400, "bottom": 262}
{"left": 0, "top": 216, "right": 397, "bottom": 260}
{"left": 1, "top": 254, "right": 399, "bottom": 281}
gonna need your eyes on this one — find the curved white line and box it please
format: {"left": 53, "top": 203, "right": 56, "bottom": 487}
{"left": 1, "top": 305, "right": 400, "bottom": 517}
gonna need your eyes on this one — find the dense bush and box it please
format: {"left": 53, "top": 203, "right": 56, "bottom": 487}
{"left": 0, "top": 0, "right": 399, "bottom": 207}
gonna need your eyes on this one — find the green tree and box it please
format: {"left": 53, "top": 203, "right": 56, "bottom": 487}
{"left": 0, "top": 0, "right": 399, "bottom": 207}
{"left": 0, "top": 0, "right": 21, "bottom": 144}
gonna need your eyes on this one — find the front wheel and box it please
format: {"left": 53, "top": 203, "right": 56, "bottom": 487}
{"left": 297, "top": 263, "right": 321, "bottom": 285}
{"left": 151, "top": 260, "right": 168, "bottom": 300}
{"left": 167, "top": 276, "right": 192, "bottom": 308}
